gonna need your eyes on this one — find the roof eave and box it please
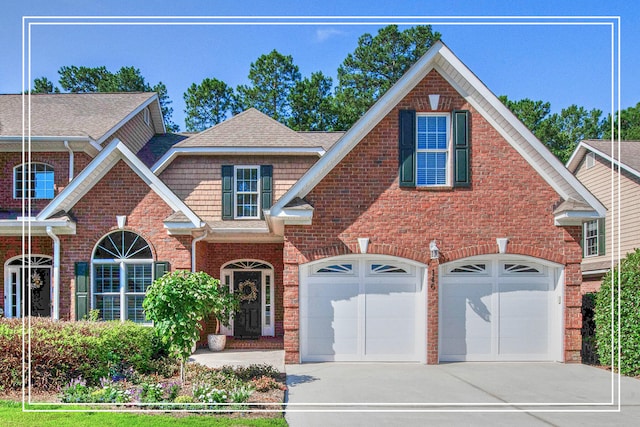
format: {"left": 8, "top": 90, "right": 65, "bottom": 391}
{"left": 554, "top": 210, "right": 602, "bottom": 226}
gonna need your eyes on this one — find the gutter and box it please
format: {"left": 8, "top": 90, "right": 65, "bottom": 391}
{"left": 191, "top": 229, "right": 208, "bottom": 272}
{"left": 63, "top": 140, "right": 74, "bottom": 182}
{"left": 46, "top": 226, "right": 60, "bottom": 320}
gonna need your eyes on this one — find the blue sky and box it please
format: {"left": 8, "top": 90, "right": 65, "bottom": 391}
{"left": 1, "top": 1, "right": 637, "bottom": 132}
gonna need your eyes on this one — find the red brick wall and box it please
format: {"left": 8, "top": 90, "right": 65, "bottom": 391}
{"left": 0, "top": 152, "right": 91, "bottom": 212}
{"left": 581, "top": 275, "right": 604, "bottom": 294}
{"left": 58, "top": 160, "right": 191, "bottom": 319}
{"left": 196, "top": 242, "right": 284, "bottom": 344}
{"left": 282, "top": 69, "right": 583, "bottom": 364}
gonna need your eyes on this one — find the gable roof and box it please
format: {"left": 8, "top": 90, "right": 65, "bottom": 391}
{"left": 0, "top": 92, "right": 164, "bottom": 143}
{"left": 268, "top": 41, "right": 606, "bottom": 225}
{"left": 37, "top": 138, "right": 203, "bottom": 230}
{"left": 151, "top": 108, "right": 340, "bottom": 174}
{"left": 566, "top": 140, "right": 640, "bottom": 179}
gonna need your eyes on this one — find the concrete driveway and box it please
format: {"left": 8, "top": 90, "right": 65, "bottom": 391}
{"left": 285, "top": 362, "right": 640, "bottom": 426}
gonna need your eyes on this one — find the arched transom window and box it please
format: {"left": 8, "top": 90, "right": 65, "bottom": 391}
{"left": 92, "top": 231, "right": 154, "bottom": 323}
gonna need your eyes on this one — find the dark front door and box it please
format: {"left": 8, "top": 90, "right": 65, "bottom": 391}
{"left": 234, "top": 271, "right": 261, "bottom": 339}
{"left": 25, "top": 267, "right": 51, "bottom": 317}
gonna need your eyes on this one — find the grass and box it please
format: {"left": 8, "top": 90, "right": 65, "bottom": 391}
{"left": 0, "top": 401, "right": 288, "bottom": 427}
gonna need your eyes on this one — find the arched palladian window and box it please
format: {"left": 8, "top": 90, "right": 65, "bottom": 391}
{"left": 13, "top": 163, "right": 55, "bottom": 199}
{"left": 92, "top": 230, "right": 155, "bottom": 323}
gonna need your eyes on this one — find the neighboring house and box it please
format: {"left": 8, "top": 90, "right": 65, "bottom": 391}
{"left": 566, "top": 140, "right": 640, "bottom": 293}
{"left": 0, "top": 41, "right": 605, "bottom": 365}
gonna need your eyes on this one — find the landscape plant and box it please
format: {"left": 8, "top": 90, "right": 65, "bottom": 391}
{"left": 143, "top": 271, "right": 239, "bottom": 381}
{"left": 594, "top": 248, "right": 640, "bottom": 376}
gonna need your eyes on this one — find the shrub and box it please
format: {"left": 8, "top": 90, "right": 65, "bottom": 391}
{"left": 594, "top": 248, "right": 640, "bottom": 376}
{"left": 0, "top": 318, "right": 173, "bottom": 391}
{"left": 224, "top": 364, "right": 281, "bottom": 381}
{"left": 251, "top": 375, "right": 281, "bottom": 392}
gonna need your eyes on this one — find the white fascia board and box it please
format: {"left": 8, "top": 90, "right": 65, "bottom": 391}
{"left": 582, "top": 269, "right": 610, "bottom": 276}
{"left": 36, "top": 138, "right": 203, "bottom": 228}
{"left": 115, "top": 142, "right": 204, "bottom": 227}
{"left": 270, "top": 44, "right": 443, "bottom": 217}
{"left": 95, "top": 94, "right": 162, "bottom": 146}
{"left": 0, "top": 135, "right": 91, "bottom": 142}
{"left": 554, "top": 210, "right": 602, "bottom": 226}
{"left": 0, "top": 219, "right": 76, "bottom": 235}
{"left": 210, "top": 227, "right": 271, "bottom": 234}
{"left": 434, "top": 48, "right": 607, "bottom": 218}
{"left": 273, "top": 208, "right": 314, "bottom": 225}
{"left": 164, "top": 223, "right": 201, "bottom": 235}
{"left": 152, "top": 146, "right": 325, "bottom": 174}
{"left": 565, "top": 142, "right": 588, "bottom": 172}
{"left": 36, "top": 139, "right": 123, "bottom": 220}
{"left": 578, "top": 143, "right": 640, "bottom": 181}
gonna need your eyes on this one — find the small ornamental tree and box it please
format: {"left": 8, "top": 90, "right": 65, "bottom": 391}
{"left": 594, "top": 248, "right": 640, "bottom": 376}
{"left": 143, "top": 271, "right": 239, "bottom": 380}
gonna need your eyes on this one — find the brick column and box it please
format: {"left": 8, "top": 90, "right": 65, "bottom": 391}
{"left": 283, "top": 261, "right": 300, "bottom": 364}
{"left": 563, "top": 226, "right": 583, "bottom": 363}
{"left": 427, "top": 258, "right": 440, "bottom": 364}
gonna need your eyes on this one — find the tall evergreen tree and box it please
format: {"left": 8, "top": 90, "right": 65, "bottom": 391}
{"left": 183, "top": 78, "right": 235, "bottom": 131}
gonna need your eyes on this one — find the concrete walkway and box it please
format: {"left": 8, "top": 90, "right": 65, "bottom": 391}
{"left": 285, "top": 362, "right": 640, "bottom": 426}
{"left": 188, "top": 348, "right": 285, "bottom": 372}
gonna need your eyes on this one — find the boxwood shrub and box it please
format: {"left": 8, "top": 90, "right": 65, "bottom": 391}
{"left": 0, "top": 318, "right": 173, "bottom": 391}
{"left": 594, "top": 248, "right": 640, "bottom": 376}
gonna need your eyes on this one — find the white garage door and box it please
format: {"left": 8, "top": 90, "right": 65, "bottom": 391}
{"left": 300, "top": 256, "right": 426, "bottom": 362}
{"left": 440, "top": 256, "right": 563, "bottom": 362}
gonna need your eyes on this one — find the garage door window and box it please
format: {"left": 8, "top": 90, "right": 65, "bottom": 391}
{"left": 503, "top": 263, "right": 541, "bottom": 274}
{"left": 314, "top": 264, "right": 354, "bottom": 274}
{"left": 370, "top": 264, "right": 408, "bottom": 274}
{"left": 449, "top": 264, "right": 487, "bottom": 274}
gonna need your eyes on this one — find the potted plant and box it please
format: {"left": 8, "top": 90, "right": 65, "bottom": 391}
{"left": 143, "top": 270, "right": 239, "bottom": 381}
{"left": 206, "top": 286, "right": 240, "bottom": 352}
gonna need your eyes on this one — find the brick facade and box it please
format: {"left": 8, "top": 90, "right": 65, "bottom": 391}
{"left": 56, "top": 160, "right": 192, "bottom": 319}
{"left": 282, "top": 70, "right": 584, "bottom": 364}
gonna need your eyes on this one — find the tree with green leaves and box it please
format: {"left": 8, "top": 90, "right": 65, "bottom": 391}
{"left": 183, "top": 78, "right": 235, "bottom": 131}
{"left": 602, "top": 102, "right": 640, "bottom": 140}
{"left": 236, "top": 49, "right": 301, "bottom": 123}
{"left": 142, "top": 270, "right": 239, "bottom": 381}
{"left": 34, "top": 65, "right": 179, "bottom": 132}
{"left": 335, "top": 25, "right": 441, "bottom": 129}
{"left": 32, "top": 77, "right": 60, "bottom": 94}
{"left": 288, "top": 71, "right": 337, "bottom": 131}
{"left": 501, "top": 96, "right": 603, "bottom": 163}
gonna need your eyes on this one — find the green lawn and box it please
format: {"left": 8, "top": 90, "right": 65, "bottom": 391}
{"left": 0, "top": 401, "right": 288, "bottom": 427}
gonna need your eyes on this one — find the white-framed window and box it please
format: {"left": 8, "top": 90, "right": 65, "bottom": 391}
{"left": 13, "top": 163, "right": 55, "bottom": 199}
{"left": 92, "top": 230, "right": 154, "bottom": 323}
{"left": 416, "top": 113, "right": 451, "bottom": 186}
{"left": 583, "top": 220, "right": 600, "bottom": 257}
{"left": 585, "top": 152, "right": 596, "bottom": 169}
{"left": 234, "top": 166, "right": 260, "bottom": 219}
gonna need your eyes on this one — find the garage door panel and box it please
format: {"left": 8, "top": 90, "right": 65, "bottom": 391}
{"left": 440, "top": 257, "right": 558, "bottom": 362}
{"left": 301, "top": 258, "right": 424, "bottom": 362}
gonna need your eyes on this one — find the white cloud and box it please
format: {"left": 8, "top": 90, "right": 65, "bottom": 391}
{"left": 315, "top": 28, "right": 346, "bottom": 42}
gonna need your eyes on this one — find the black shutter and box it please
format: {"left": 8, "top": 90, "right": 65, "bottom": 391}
{"left": 598, "top": 218, "right": 606, "bottom": 256}
{"left": 260, "top": 165, "right": 273, "bottom": 220}
{"left": 75, "top": 262, "right": 89, "bottom": 320}
{"left": 399, "top": 110, "right": 416, "bottom": 187}
{"left": 154, "top": 261, "right": 170, "bottom": 279}
{"left": 452, "top": 110, "right": 470, "bottom": 187}
{"left": 222, "top": 165, "right": 234, "bottom": 220}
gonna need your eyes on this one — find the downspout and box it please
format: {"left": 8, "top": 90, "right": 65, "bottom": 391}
{"left": 63, "top": 140, "right": 74, "bottom": 182}
{"left": 46, "top": 226, "right": 60, "bottom": 320}
{"left": 191, "top": 229, "right": 208, "bottom": 273}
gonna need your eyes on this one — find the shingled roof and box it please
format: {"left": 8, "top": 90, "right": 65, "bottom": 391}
{"left": 0, "top": 92, "right": 161, "bottom": 141}
{"left": 174, "top": 108, "right": 338, "bottom": 149}
{"left": 581, "top": 140, "right": 640, "bottom": 175}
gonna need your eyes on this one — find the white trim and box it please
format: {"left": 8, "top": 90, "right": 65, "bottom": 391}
{"left": 582, "top": 269, "right": 610, "bottom": 276}
{"left": 151, "top": 146, "right": 325, "bottom": 174}
{"left": 3, "top": 254, "right": 53, "bottom": 319}
{"left": 269, "top": 41, "right": 606, "bottom": 219}
{"left": 220, "top": 259, "right": 275, "bottom": 337}
{"left": 95, "top": 94, "right": 164, "bottom": 145}
{"left": 568, "top": 140, "right": 640, "bottom": 181}
{"left": 36, "top": 138, "right": 203, "bottom": 228}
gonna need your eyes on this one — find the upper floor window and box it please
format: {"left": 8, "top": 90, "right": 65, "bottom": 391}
{"left": 14, "top": 163, "right": 54, "bottom": 199}
{"left": 399, "top": 110, "right": 470, "bottom": 189}
{"left": 143, "top": 107, "right": 151, "bottom": 126}
{"left": 416, "top": 114, "right": 450, "bottom": 186}
{"left": 584, "top": 219, "right": 605, "bottom": 257}
{"left": 221, "top": 165, "right": 272, "bottom": 221}
{"left": 235, "top": 166, "right": 260, "bottom": 219}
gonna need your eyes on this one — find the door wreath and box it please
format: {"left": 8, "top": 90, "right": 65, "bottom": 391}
{"left": 238, "top": 279, "right": 258, "bottom": 302}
